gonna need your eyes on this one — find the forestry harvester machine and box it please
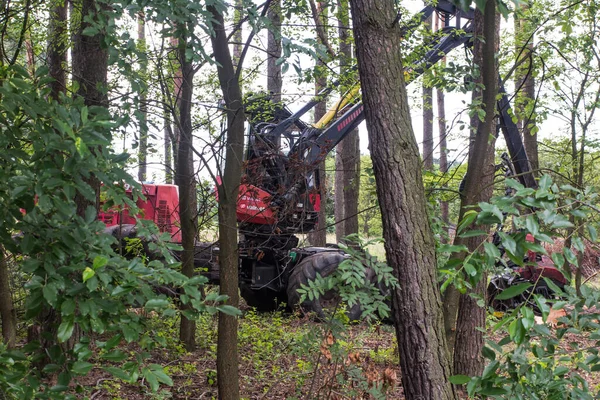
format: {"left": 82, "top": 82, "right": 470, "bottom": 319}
{"left": 101, "top": 1, "right": 565, "bottom": 315}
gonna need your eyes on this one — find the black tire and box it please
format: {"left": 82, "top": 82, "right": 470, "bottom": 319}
{"left": 286, "top": 252, "right": 363, "bottom": 321}
{"left": 240, "top": 284, "right": 283, "bottom": 312}
{"left": 104, "top": 224, "right": 160, "bottom": 259}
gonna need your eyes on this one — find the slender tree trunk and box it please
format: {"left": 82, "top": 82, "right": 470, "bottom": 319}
{"left": 137, "top": 11, "right": 148, "bottom": 182}
{"left": 422, "top": 16, "right": 434, "bottom": 170}
{"left": 437, "top": 89, "right": 449, "bottom": 226}
{"left": 350, "top": 0, "right": 456, "bottom": 398}
{"left": 233, "top": 0, "right": 242, "bottom": 68}
{"left": 164, "top": 105, "right": 173, "bottom": 184}
{"left": 335, "top": 0, "right": 360, "bottom": 243}
{"left": 515, "top": 5, "right": 538, "bottom": 176}
{"left": 208, "top": 5, "right": 245, "bottom": 399}
{"left": 174, "top": 35, "right": 197, "bottom": 351}
{"left": 0, "top": 246, "right": 16, "bottom": 348}
{"left": 450, "top": 3, "right": 499, "bottom": 378}
{"left": 47, "top": 0, "right": 67, "bottom": 100}
{"left": 308, "top": 1, "right": 328, "bottom": 246}
{"left": 267, "top": 0, "right": 282, "bottom": 104}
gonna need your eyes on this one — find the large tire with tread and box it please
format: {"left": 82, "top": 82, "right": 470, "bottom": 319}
{"left": 287, "top": 252, "right": 363, "bottom": 321}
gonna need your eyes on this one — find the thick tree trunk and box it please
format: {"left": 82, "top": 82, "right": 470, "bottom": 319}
{"left": 350, "top": 0, "right": 456, "bottom": 398}
{"left": 47, "top": 0, "right": 67, "bottom": 100}
{"left": 450, "top": 3, "right": 499, "bottom": 378}
{"left": 335, "top": 0, "right": 360, "bottom": 243}
{"left": 175, "top": 37, "right": 197, "bottom": 351}
{"left": 72, "top": 0, "right": 108, "bottom": 216}
{"left": 137, "top": 12, "right": 148, "bottom": 182}
{"left": 308, "top": 1, "right": 328, "bottom": 247}
{"left": 0, "top": 246, "right": 16, "bottom": 348}
{"left": 208, "top": 5, "right": 245, "bottom": 399}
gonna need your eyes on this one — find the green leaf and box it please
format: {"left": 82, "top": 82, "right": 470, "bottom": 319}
{"left": 526, "top": 216, "right": 539, "bottom": 236}
{"left": 145, "top": 299, "right": 169, "bottom": 310}
{"left": 457, "top": 210, "right": 477, "bottom": 235}
{"left": 494, "top": 282, "right": 532, "bottom": 300}
{"left": 93, "top": 256, "right": 108, "bottom": 270}
{"left": 464, "top": 263, "right": 477, "bottom": 277}
{"left": 588, "top": 225, "right": 598, "bottom": 243}
{"left": 72, "top": 361, "right": 94, "bottom": 375}
{"left": 449, "top": 374, "right": 471, "bottom": 384}
{"left": 43, "top": 283, "right": 58, "bottom": 305}
{"left": 564, "top": 248, "right": 578, "bottom": 267}
{"left": 82, "top": 267, "right": 95, "bottom": 283}
{"left": 101, "top": 350, "right": 128, "bottom": 362}
{"left": 498, "top": 232, "right": 517, "bottom": 256}
{"left": 57, "top": 317, "right": 75, "bottom": 343}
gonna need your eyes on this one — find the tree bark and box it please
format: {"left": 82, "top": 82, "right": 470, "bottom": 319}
{"left": 72, "top": 0, "right": 108, "bottom": 216}
{"left": 350, "top": 0, "right": 456, "bottom": 398}
{"left": 308, "top": 1, "right": 328, "bottom": 247}
{"left": 208, "top": 5, "right": 245, "bottom": 399}
{"left": 174, "top": 36, "right": 197, "bottom": 352}
{"left": 0, "top": 246, "right": 16, "bottom": 348}
{"left": 47, "top": 0, "right": 67, "bottom": 100}
{"left": 137, "top": 11, "right": 148, "bottom": 182}
{"left": 514, "top": 4, "right": 538, "bottom": 176}
{"left": 437, "top": 89, "right": 449, "bottom": 227}
{"left": 449, "top": 3, "right": 499, "bottom": 378}
{"left": 267, "top": 0, "right": 282, "bottom": 104}
{"left": 335, "top": 0, "right": 360, "bottom": 243}
{"left": 422, "top": 17, "right": 434, "bottom": 170}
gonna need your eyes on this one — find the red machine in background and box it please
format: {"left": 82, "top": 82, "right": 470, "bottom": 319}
{"left": 100, "top": 184, "right": 182, "bottom": 243}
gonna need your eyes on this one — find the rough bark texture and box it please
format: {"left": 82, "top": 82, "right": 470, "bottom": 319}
{"left": 350, "top": 0, "right": 456, "bottom": 398}
{"left": 72, "top": 0, "right": 108, "bottom": 215}
{"left": 267, "top": 0, "right": 282, "bottom": 104}
{"left": 335, "top": 0, "right": 360, "bottom": 244}
{"left": 137, "top": 12, "right": 148, "bottom": 182}
{"left": 174, "top": 37, "right": 197, "bottom": 351}
{"left": 208, "top": 6, "right": 245, "bottom": 399}
{"left": 450, "top": 4, "right": 499, "bottom": 378}
{"left": 308, "top": 1, "right": 328, "bottom": 247}
{"left": 0, "top": 246, "right": 16, "bottom": 348}
{"left": 47, "top": 0, "right": 67, "bottom": 100}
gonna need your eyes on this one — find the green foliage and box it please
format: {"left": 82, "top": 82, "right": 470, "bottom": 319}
{"left": 294, "top": 236, "right": 399, "bottom": 398}
{"left": 0, "top": 61, "right": 237, "bottom": 397}
{"left": 440, "top": 174, "right": 600, "bottom": 397}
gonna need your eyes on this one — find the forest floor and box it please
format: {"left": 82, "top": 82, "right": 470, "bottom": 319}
{"left": 70, "top": 298, "right": 600, "bottom": 400}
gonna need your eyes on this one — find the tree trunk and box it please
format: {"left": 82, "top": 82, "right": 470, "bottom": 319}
{"left": 437, "top": 88, "right": 449, "bottom": 227}
{"left": 208, "top": 5, "right": 245, "bottom": 399}
{"left": 72, "top": 0, "right": 108, "bottom": 216}
{"left": 350, "top": 0, "right": 456, "bottom": 398}
{"left": 267, "top": 0, "right": 282, "bottom": 104}
{"left": 47, "top": 0, "right": 67, "bottom": 100}
{"left": 0, "top": 246, "right": 16, "bottom": 348}
{"left": 308, "top": 1, "right": 328, "bottom": 247}
{"left": 422, "top": 17, "right": 434, "bottom": 170}
{"left": 335, "top": 0, "right": 360, "bottom": 243}
{"left": 514, "top": 5, "right": 538, "bottom": 176}
{"left": 164, "top": 104, "right": 173, "bottom": 184}
{"left": 137, "top": 11, "right": 148, "bottom": 182}
{"left": 451, "top": 3, "right": 499, "bottom": 378}
{"left": 174, "top": 36, "right": 197, "bottom": 352}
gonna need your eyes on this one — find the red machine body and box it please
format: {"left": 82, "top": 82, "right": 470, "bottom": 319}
{"left": 99, "top": 183, "right": 182, "bottom": 243}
